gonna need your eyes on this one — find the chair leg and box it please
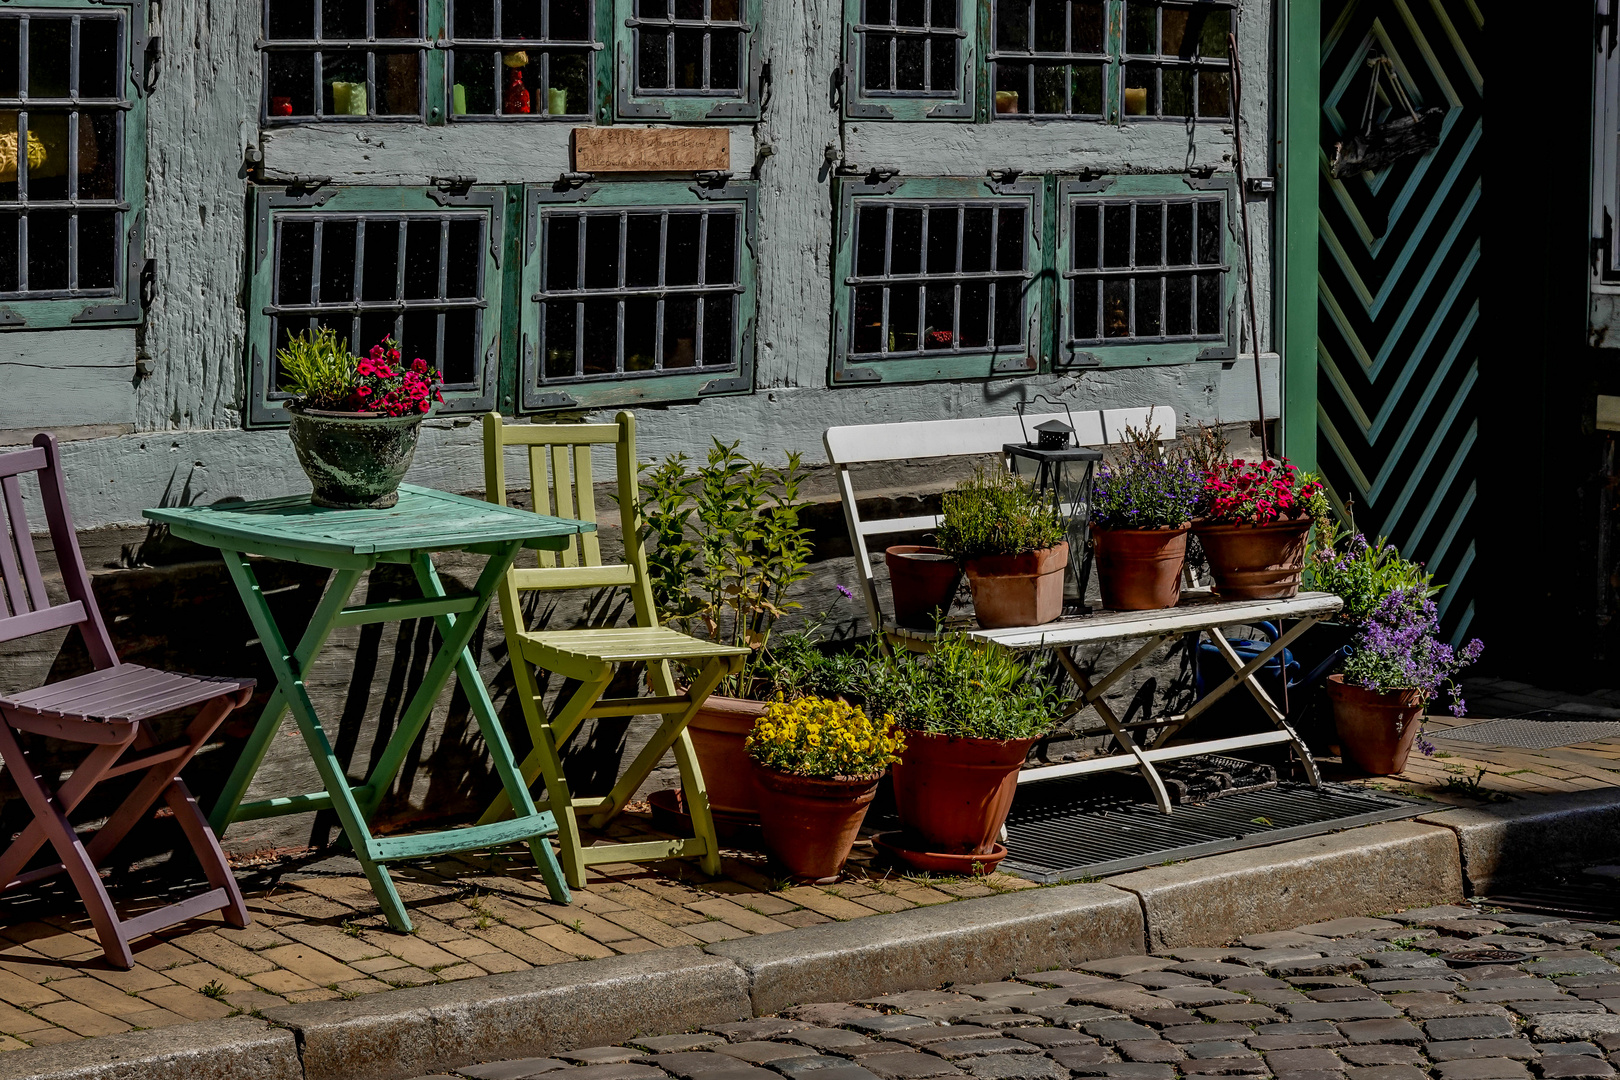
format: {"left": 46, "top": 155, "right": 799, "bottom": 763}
{"left": 671, "top": 729, "right": 723, "bottom": 878}
{"left": 164, "top": 778, "right": 250, "bottom": 929}
{"left": 0, "top": 720, "right": 136, "bottom": 967}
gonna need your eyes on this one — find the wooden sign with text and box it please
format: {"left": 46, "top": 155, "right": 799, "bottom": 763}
{"left": 572, "top": 127, "right": 730, "bottom": 173}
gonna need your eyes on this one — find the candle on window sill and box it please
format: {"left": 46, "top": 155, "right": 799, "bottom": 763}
{"left": 1124, "top": 87, "right": 1148, "bottom": 116}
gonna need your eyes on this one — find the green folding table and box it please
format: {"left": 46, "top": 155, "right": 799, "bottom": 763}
{"left": 145, "top": 484, "right": 593, "bottom": 931}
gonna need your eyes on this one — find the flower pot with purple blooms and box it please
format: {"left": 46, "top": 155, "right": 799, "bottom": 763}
{"left": 1089, "top": 425, "right": 1204, "bottom": 611}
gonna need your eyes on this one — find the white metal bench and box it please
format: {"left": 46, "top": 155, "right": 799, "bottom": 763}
{"left": 823, "top": 407, "right": 1340, "bottom": 813}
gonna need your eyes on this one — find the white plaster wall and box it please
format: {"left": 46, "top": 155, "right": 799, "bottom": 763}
{"left": 5, "top": 0, "right": 1281, "bottom": 522}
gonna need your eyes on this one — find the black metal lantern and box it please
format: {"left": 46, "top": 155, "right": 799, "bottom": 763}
{"left": 1006, "top": 399, "right": 1103, "bottom": 612}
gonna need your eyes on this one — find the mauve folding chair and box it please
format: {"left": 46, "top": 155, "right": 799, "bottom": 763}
{"left": 0, "top": 433, "right": 255, "bottom": 968}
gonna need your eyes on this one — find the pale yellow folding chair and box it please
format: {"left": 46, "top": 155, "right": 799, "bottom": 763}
{"left": 477, "top": 412, "right": 748, "bottom": 888}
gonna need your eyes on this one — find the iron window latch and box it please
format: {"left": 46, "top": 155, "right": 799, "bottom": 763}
{"left": 555, "top": 172, "right": 594, "bottom": 190}
{"left": 431, "top": 175, "right": 477, "bottom": 195}
{"left": 694, "top": 170, "right": 732, "bottom": 188}
{"left": 988, "top": 168, "right": 1023, "bottom": 183}
{"left": 834, "top": 164, "right": 900, "bottom": 183}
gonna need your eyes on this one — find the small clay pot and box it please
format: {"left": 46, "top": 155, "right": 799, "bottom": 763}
{"left": 1325, "top": 674, "right": 1428, "bottom": 775}
{"left": 1195, "top": 516, "right": 1313, "bottom": 600}
{"left": 961, "top": 542, "right": 1068, "bottom": 629}
{"left": 885, "top": 545, "right": 961, "bottom": 629}
{"left": 874, "top": 833, "right": 1009, "bottom": 876}
{"left": 753, "top": 766, "right": 881, "bottom": 883}
{"left": 688, "top": 696, "right": 768, "bottom": 818}
{"left": 891, "top": 731, "right": 1037, "bottom": 855}
{"left": 1092, "top": 524, "right": 1189, "bottom": 610}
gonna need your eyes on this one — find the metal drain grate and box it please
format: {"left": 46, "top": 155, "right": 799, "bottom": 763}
{"left": 1432, "top": 711, "right": 1620, "bottom": 750}
{"left": 1000, "top": 782, "right": 1427, "bottom": 882}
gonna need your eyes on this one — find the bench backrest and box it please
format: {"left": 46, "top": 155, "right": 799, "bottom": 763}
{"left": 823, "top": 405, "right": 1178, "bottom": 637}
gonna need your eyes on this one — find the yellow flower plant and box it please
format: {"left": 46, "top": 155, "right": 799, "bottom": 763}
{"left": 745, "top": 695, "right": 905, "bottom": 781}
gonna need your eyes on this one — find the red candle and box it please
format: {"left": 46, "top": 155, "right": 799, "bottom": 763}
{"left": 271, "top": 96, "right": 294, "bottom": 116}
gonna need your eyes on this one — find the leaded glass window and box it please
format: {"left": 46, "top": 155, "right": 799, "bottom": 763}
{"left": 0, "top": 9, "right": 128, "bottom": 299}
{"left": 856, "top": 0, "right": 960, "bottom": 98}
{"left": 1067, "top": 195, "right": 1227, "bottom": 346}
{"left": 447, "top": 0, "right": 595, "bottom": 120}
{"left": 536, "top": 206, "right": 744, "bottom": 383}
{"left": 262, "top": 0, "right": 429, "bottom": 122}
{"left": 991, "top": 0, "right": 1106, "bottom": 119}
{"left": 268, "top": 212, "right": 488, "bottom": 393}
{"left": 1121, "top": 1, "right": 1232, "bottom": 120}
{"left": 847, "top": 200, "right": 1031, "bottom": 362}
{"left": 631, "top": 0, "right": 746, "bottom": 98}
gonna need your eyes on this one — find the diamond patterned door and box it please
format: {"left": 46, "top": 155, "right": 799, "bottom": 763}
{"left": 1317, "top": 0, "right": 1484, "bottom": 639}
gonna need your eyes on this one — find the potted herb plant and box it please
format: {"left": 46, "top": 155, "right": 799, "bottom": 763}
{"left": 871, "top": 634, "right": 1059, "bottom": 874}
{"left": 1090, "top": 426, "right": 1203, "bottom": 610}
{"left": 278, "top": 328, "right": 444, "bottom": 509}
{"left": 1310, "top": 532, "right": 1483, "bottom": 774}
{"left": 638, "top": 441, "right": 813, "bottom": 820}
{"left": 745, "top": 695, "right": 904, "bottom": 882}
{"left": 935, "top": 469, "right": 1068, "bottom": 629}
{"left": 1195, "top": 458, "right": 1332, "bottom": 600}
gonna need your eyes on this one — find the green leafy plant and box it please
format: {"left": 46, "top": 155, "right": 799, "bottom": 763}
{"left": 935, "top": 468, "right": 1065, "bottom": 561}
{"left": 637, "top": 440, "right": 814, "bottom": 697}
{"left": 200, "top": 980, "right": 228, "bottom": 1000}
{"left": 276, "top": 327, "right": 356, "bottom": 410}
{"left": 1306, "top": 529, "right": 1440, "bottom": 626}
{"left": 868, "top": 633, "right": 1061, "bottom": 740}
{"left": 1091, "top": 424, "right": 1205, "bottom": 530}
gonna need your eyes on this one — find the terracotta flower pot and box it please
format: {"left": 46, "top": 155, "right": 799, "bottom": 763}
{"left": 1325, "top": 674, "right": 1427, "bottom": 775}
{"left": 961, "top": 542, "right": 1068, "bottom": 629}
{"left": 1195, "top": 517, "right": 1313, "bottom": 600}
{"left": 688, "top": 696, "right": 767, "bottom": 818}
{"left": 1092, "top": 525, "right": 1189, "bottom": 610}
{"left": 885, "top": 545, "right": 962, "bottom": 629}
{"left": 752, "top": 765, "right": 880, "bottom": 883}
{"left": 891, "top": 731, "right": 1037, "bottom": 855}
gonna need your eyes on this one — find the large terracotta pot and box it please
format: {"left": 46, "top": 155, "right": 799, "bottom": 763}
{"left": 1195, "top": 517, "right": 1313, "bottom": 600}
{"left": 1325, "top": 674, "right": 1427, "bottom": 775}
{"left": 689, "top": 696, "right": 767, "bottom": 818}
{"left": 1092, "top": 525, "right": 1189, "bottom": 610}
{"left": 885, "top": 545, "right": 962, "bottom": 629}
{"left": 961, "top": 542, "right": 1068, "bottom": 629}
{"left": 287, "top": 405, "right": 426, "bottom": 509}
{"left": 891, "top": 731, "right": 1038, "bottom": 855}
{"left": 753, "top": 766, "right": 880, "bottom": 883}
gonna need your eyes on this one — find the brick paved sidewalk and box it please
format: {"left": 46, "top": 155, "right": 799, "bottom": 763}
{"left": 427, "top": 902, "right": 1620, "bottom": 1080}
{"left": 0, "top": 825, "right": 1037, "bottom": 1051}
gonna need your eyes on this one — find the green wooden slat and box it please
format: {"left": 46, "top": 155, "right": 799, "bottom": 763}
{"left": 369, "top": 814, "right": 560, "bottom": 863}
{"left": 232, "top": 792, "right": 337, "bottom": 821}
{"left": 332, "top": 595, "right": 480, "bottom": 628}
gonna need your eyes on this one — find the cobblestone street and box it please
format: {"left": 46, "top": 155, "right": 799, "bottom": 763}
{"left": 436, "top": 905, "right": 1620, "bottom": 1080}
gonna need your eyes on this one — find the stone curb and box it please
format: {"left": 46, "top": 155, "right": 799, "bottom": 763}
{"left": 1416, "top": 787, "right": 1620, "bottom": 894}
{"left": 1102, "top": 820, "right": 1464, "bottom": 950}
{"left": 0, "top": 1017, "right": 299, "bottom": 1080}
{"left": 705, "top": 883, "right": 1145, "bottom": 1015}
{"left": 263, "top": 945, "right": 752, "bottom": 1080}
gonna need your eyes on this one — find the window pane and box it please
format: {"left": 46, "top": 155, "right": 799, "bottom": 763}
{"left": 639, "top": 30, "right": 670, "bottom": 89}
{"left": 584, "top": 214, "right": 620, "bottom": 289}
{"left": 1166, "top": 202, "right": 1193, "bottom": 264}
{"left": 959, "top": 281, "right": 989, "bottom": 347}
{"left": 1197, "top": 200, "right": 1221, "bottom": 263}
{"left": 78, "top": 112, "right": 119, "bottom": 200}
{"left": 1073, "top": 1, "right": 1105, "bottom": 52}
{"left": 447, "top": 219, "right": 482, "bottom": 297}
{"left": 1198, "top": 8, "right": 1230, "bottom": 56}
{"left": 545, "top": 301, "right": 578, "bottom": 377}
{"left": 501, "top": 0, "right": 542, "bottom": 40}
{"left": 1126, "top": 2, "right": 1157, "bottom": 53}
{"left": 553, "top": 0, "right": 592, "bottom": 40}
{"left": 1070, "top": 281, "right": 1096, "bottom": 341}
{"left": 1161, "top": 7, "right": 1189, "bottom": 55}
{"left": 624, "top": 296, "right": 658, "bottom": 371}
{"left": 378, "top": 1, "right": 421, "bottom": 37}
{"left": 0, "top": 213, "right": 16, "bottom": 292}
{"left": 321, "top": 0, "right": 367, "bottom": 39}
{"left": 268, "top": 0, "right": 316, "bottom": 39}
{"left": 962, "top": 208, "right": 993, "bottom": 271}
{"left": 80, "top": 19, "right": 121, "bottom": 99}
{"left": 997, "top": 1, "right": 1028, "bottom": 50}
{"left": 28, "top": 210, "right": 68, "bottom": 290}
{"left": 868, "top": 0, "right": 893, "bottom": 25}
{"left": 322, "top": 50, "right": 368, "bottom": 115}
{"left": 1197, "top": 69, "right": 1231, "bottom": 118}
{"left": 852, "top": 286, "right": 883, "bottom": 354}
{"left": 28, "top": 20, "right": 69, "bottom": 99}
{"left": 711, "top": 32, "right": 742, "bottom": 93}
{"left": 1102, "top": 204, "right": 1130, "bottom": 268}
{"left": 626, "top": 213, "right": 663, "bottom": 288}
{"left": 673, "top": 30, "right": 703, "bottom": 89}
{"left": 1034, "top": 0, "right": 1065, "bottom": 52}
{"left": 401, "top": 310, "right": 438, "bottom": 369}
{"left": 1165, "top": 274, "right": 1192, "bottom": 335}
{"left": 706, "top": 213, "right": 738, "bottom": 284}
{"left": 1102, "top": 278, "right": 1129, "bottom": 338}
{"left": 1124, "top": 64, "right": 1153, "bottom": 116}
{"left": 932, "top": 0, "right": 958, "bottom": 30}
{"left": 994, "top": 281, "right": 1023, "bottom": 345}
{"left": 453, "top": 0, "right": 495, "bottom": 38}
{"left": 362, "top": 220, "right": 401, "bottom": 300}
{"left": 546, "top": 215, "right": 579, "bottom": 290}
{"left": 78, "top": 211, "right": 116, "bottom": 291}
{"left": 1136, "top": 203, "right": 1163, "bottom": 267}
{"left": 376, "top": 52, "right": 421, "bottom": 114}
{"left": 926, "top": 207, "right": 958, "bottom": 273}
{"left": 865, "top": 33, "right": 892, "bottom": 91}
{"left": 931, "top": 38, "right": 956, "bottom": 92}
{"left": 890, "top": 207, "right": 923, "bottom": 275}
{"left": 359, "top": 311, "right": 397, "bottom": 351}
{"left": 0, "top": 21, "right": 17, "bottom": 99}
{"left": 897, "top": 0, "right": 925, "bottom": 25}
{"left": 278, "top": 221, "right": 315, "bottom": 305}
{"left": 856, "top": 206, "right": 887, "bottom": 277}
{"left": 664, "top": 296, "right": 697, "bottom": 367}
{"left": 895, "top": 36, "right": 925, "bottom": 91}
{"left": 702, "top": 294, "right": 734, "bottom": 365}
{"left": 1136, "top": 275, "right": 1162, "bottom": 337}
{"left": 403, "top": 219, "right": 441, "bottom": 299}
{"left": 1034, "top": 65, "right": 1065, "bottom": 114}
{"left": 924, "top": 286, "right": 954, "bottom": 350}
{"left": 1072, "top": 205, "right": 1098, "bottom": 270}
{"left": 452, "top": 51, "right": 497, "bottom": 114}
{"left": 666, "top": 213, "right": 701, "bottom": 285}
{"left": 1196, "top": 271, "right": 1220, "bottom": 334}
{"left": 675, "top": 0, "right": 704, "bottom": 19}
{"left": 268, "top": 52, "right": 316, "bottom": 117}
{"left": 582, "top": 298, "right": 618, "bottom": 374}
{"left": 1162, "top": 67, "right": 1192, "bottom": 117}
{"left": 1071, "top": 65, "right": 1103, "bottom": 114}
{"left": 996, "top": 209, "right": 1024, "bottom": 270}
{"left": 889, "top": 283, "right": 919, "bottom": 352}
{"left": 28, "top": 114, "right": 70, "bottom": 202}
{"left": 443, "top": 308, "right": 478, "bottom": 383}
{"left": 321, "top": 220, "right": 358, "bottom": 301}
{"left": 550, "top": 52, "right": 591, "bottom": 115}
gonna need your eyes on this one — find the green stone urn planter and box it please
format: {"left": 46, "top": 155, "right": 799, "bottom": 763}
{"left": 287, "top": 404, "right": 427, "bottom": 509}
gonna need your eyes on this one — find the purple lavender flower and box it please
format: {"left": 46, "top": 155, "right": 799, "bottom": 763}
{"left": 1342, "top": 585, "right": 1484, "bottom": 717}
{"left": 835, "top": 584, "right": 854, "bottom": 599}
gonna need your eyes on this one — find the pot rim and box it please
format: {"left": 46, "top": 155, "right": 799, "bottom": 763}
{"left": 288, "top": 402, "right": 433, "bottom": 422}
{"left": 1090, "top": 522, "right": 1192, "bottom": 534}
{"left": 898, "top": 728, "right": 1046, "bottom": 747}
{"left": 1193, "top": 514, "right": 1314, "bottom": 530}
{"left": 958, "top": 541, "right": 1069, "bottom": 563}
{"left": 752, "top": 762, "right": 885, "bottom": 785}
{"left": 1325, "top": 673, "right": 1426, "bottom": 698}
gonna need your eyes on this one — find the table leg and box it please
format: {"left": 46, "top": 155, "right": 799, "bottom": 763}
{"left": 409, "top": 552, "right": 569, "bottom": 904}
{"left": 209, "top": 566, "right": 364, "bottom": 835}
{"left": 1207, "top": 631, "right": 1322, "bottom": 787}
{"left": 218, "top": 551, "right": 411, "bottom": 929}
{"left": 1056, "top": 648, "right": 1175, "bottom": 813}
